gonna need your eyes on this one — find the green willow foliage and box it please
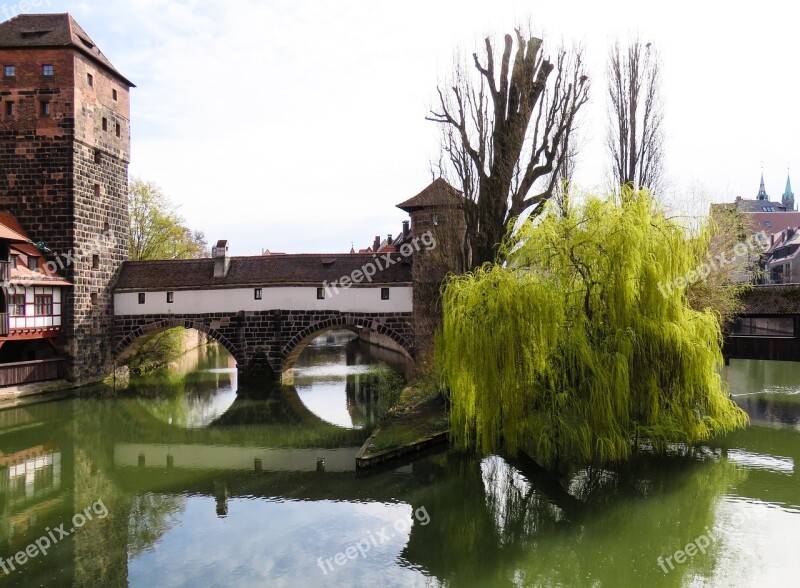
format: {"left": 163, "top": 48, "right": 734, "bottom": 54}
{"left": 439, "top": 189, "right": 748, "bottom": 468}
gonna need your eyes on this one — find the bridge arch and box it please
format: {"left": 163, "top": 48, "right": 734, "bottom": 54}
{"left": 280, "top": 314, "right": 413, "bottom": 372}
{"left": 115, "top": 318, "right": 242, "bottom": 365}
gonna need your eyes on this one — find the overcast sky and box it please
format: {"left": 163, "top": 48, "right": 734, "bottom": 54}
{"left": 8, "top": 0, "right": 795, "bottom": 254}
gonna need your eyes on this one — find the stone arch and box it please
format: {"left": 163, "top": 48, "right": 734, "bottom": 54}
{"left": 280, "top": 314, "right": 413, "bottom": 372}
{"left": 115, "top": 318, "right": 242, "bottom": 365}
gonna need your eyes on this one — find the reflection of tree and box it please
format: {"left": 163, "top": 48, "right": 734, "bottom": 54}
{"left": 404, "top": 451, "right": 748, "bottom": 587}
{"left": 128, "top": 493, "right": 186, "bottom": 557}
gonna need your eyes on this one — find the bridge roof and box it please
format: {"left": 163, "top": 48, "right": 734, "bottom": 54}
{"left": 739, "top": 284, "right": 800, "bottom": 315}
{"left": 114, "top": 253, "right": 412, "bottom": 291}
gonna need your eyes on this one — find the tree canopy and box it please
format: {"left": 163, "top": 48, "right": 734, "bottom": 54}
{"left": 438, "top": 189, "right": 748, "bottom": 469}
{"left": 128, "top": 177, "right": 208, "bottom": 261}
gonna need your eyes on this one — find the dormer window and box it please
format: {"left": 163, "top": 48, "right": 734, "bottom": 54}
{"left": 27, "top": 255, "right": 39, "bottom": 271}
{"left": 3, "top": 65, "right": 14, "bottom": 77}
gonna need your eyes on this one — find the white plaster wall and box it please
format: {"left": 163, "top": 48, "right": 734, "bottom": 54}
{"left": 114, "top": 286, "right": 412, "bottom": 315}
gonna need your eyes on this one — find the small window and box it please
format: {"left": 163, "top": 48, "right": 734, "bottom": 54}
{"left": 90, "top": 292, "right": 98, "bottom": 305}
{"left": 138, "top": 292, "right": 146, "bottom": 304}
{"left": 167, "top": 292, "right": 174, "bottom": 303}
{"left": 3, "top": 65, "right": 14, "bottom": 77}
{"left": 103, "top": 221, "right": 110, "bottom": 234}
{"left": 27, "top": 256, "right": 38, "bottom": 271}
{"left": 34, "top": 294, "right": 52, "bottom": 316}
{"left": 92, "top": 254, "right": 100, "bottom": 269}
{"left": 765, "top": 221, "right": 772, "bottom": 228}
{"left": 112, "top": 89, "right": 118, "bottom": 101}
{"left": 10, "top": 294, "right": 25, "bottom": 316}
{"left": 254, "top": 288, "right": 262, "bottom": 300}
{"left": 431, "top": 213, "right": 440, "bottom": 226}
{"left": 40, "top": 101, "right": 50, "bottom": 116}
{"left": 317, "top": 287, "right": 325, "bottom": 300}
{"left": 42, "top": 64, "right": 54, "bottom": 76}
{"left": 102, "top": 117, "right": 107, "bottom": 131}
{"left": 87, "top": 72, "right": 93, "bottom": 86}
{"left": 93, "top": 183, "right": 100, "bottom": 198}
{"left": 94, "top": 149, "right": 102, "bottom": 164}
{"left": 10, "top": 255, "right": 17, "bottom": 269}
{"left": 5, "top": 101, "right": 13, "bottom": 117}
{"left": 381, "top": 287, "right": 390, "bottom": 300}
{"left": 115, "top": 122, "right": 121, "bottom": 137}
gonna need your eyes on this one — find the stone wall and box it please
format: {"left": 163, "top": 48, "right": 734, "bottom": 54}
{"left": 114, "top": 310, "right": 415, "bottom": 377}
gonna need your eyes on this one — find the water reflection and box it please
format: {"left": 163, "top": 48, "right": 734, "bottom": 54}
{"left": 0, "top": 348, "right": 799, "bottom": 586}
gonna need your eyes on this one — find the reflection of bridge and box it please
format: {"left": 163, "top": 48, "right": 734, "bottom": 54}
{"left": 112, "top": 248, "right": 415, "bottom": 379}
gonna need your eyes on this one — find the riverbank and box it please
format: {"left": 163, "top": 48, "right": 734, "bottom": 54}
{"left": 356, "top": 385, "right": 449, "bottom": 468}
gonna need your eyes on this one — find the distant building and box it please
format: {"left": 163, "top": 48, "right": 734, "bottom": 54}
{"left": 763, "top": 226, "right": 800, "bottom": 284}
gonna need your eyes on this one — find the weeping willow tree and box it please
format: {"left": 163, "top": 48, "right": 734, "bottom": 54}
{"left": 439, "top": 188, "right": 748, "bottom": 469}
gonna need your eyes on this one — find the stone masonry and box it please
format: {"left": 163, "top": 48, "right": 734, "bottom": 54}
{"left": 114, "top": 310, "right": 414, "bottom": 378}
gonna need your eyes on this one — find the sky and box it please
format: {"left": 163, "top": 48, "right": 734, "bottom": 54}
{"left": 3, "top": 0, "right": 796, "bottom": 254}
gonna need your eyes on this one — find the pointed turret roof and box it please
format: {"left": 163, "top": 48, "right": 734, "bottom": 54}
{"left": 757, "top": 172, "right": 769, "bottom": 200}
{"left": 784, "top": 173, "right": 794, "bottom": 199}
{"left": 0, "top": 13, "right": 134, "bottom": 87}
{"left": 396, "top": 178, "right": 463, "bottom": 212}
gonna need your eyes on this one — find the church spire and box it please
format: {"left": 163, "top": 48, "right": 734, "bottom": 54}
{"left": 757, "top": 170, "right": 769, "bottom": 200}
{"left": 783, "top": 169, "right": 795, "bottom": 210}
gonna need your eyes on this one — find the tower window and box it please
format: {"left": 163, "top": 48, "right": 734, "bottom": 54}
{"left": 4, "top": 101, "right": 13, "bottom": 117}
{"left": 317, "top": 287, "right": 325, "bottom": 300}
{"left": 112, "top": 89, "right": 118, "bottom": 101}
{"left": 102, "top": 117, "right": 107, "bottom": 131}
{"left": 87, "top": 72, "right": 93, "bottom": 86}
{"left": 94, "top": 149, "right": 102, "bottom": 164}
{"left": 3, "top": 65, "right": 14, "bottom": 77}
{"left": 138, "top": 293, "right": 146, "bottom": 304}
{"left": 381, "top": 287, "right": 390, "bottom": 300}
{"left": 166, "top": 292, "right": 174, "bottom": 304}
{"left": 431, "top": 213, "right": 440, "bottom": 226}
{"left": 92, "top": 254, "right": 100, "bottom": 269}
{"left": 90, "top": 292, "right": 98, "bottom": 305}
{"left": 115, "top": 122, "right": 121, "bottom": 137}
{"left": 254, "top": 288, "right": 262, "bottom": 300}
{"left": 93, "top": 183, "right": 100, "bottom": 198}
{"left": 42, "top": 64, "right": 54, "bottom": 76}
{"left": 40, "top": 101, "right": 50, "bottom": 116}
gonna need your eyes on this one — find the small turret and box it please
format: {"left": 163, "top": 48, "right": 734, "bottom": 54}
{"left": 757, "top": 172, "right": 769, "bottom": 201}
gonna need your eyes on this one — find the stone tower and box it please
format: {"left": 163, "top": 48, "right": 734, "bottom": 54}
{"left": 397, "top": 178, "right": 465, "bottom": 365}
{"left": 0, "top": 14, "right": 133, "bottom": 381}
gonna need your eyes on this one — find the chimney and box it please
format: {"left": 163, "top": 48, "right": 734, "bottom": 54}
{"left": 387, "top": 234, "right": 393, "bottom": 246}
{"left": 402, "top": 220, "right": 410, "bottom": 236}
{"left": 213, "top": 239, "right": 230, "bottom": 278}
{"left": 373, "top": 236, "right": 380, "bottom": 251}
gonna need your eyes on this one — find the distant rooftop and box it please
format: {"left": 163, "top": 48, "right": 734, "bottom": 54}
{"left": 0, "top": 13, "right": 134, "bottom": 87}
{"left": 396, "top": 178, "right": 463, "bottom": 212}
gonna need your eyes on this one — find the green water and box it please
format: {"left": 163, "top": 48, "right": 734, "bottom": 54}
{"left": 0, "top": 337, "right": 798, "bottom": 587}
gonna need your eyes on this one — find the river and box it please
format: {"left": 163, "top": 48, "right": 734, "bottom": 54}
{"left": 0, "top": 332, "right": 798, "bottom": 587}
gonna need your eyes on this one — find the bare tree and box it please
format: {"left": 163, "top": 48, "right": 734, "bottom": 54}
{"left": 607, "top": 38, "right": 665, "bottom": 193}
{"left": 428, "top": 29, "right": 589, "bottom": 268}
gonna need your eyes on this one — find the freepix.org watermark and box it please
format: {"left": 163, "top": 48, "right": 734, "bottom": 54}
{"left": 316, "top": 506, "right": 431, "bottom": 575}
{"left": 0, "top": 499, "right": 108, "bottom": 576}
{"left": 657, "top": 231, "right": 768, "bottom": 298}
{"left": 1, "top": 0, "right": 50, "bottom": 20}
{"left": 323, "top": 231, "right": 436, "bottom": 297}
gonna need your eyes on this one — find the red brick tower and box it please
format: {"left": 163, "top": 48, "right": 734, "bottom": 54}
{"left": 0, "top": 13, "right": 133, "bottom": 381}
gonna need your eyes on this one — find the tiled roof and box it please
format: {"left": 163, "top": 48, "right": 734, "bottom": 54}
{"left": 396, "top": 178, "right": 463, "bottom": 212}
{"left": 0, "top": 13, "right": 134, "bottom": 87}
{"left": 744, "top": 212, "right": 800, "bottom": 235}
{"left": 0, "top": 211, "right": 29, "bottom": 242}
{"left": 115, "top": 253, "right": 413, "bottom": 291}
{"left": 740, "top": 285, "right": 800, "bottom": 315}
